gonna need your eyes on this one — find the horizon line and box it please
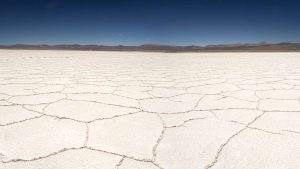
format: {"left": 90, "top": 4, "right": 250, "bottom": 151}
{"left": 1, "top": 42, "right": 300, "bottom": 47}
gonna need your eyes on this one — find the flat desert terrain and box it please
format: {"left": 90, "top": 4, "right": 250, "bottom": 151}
{"left": 1, "top": 50, "right": 300, "bottom": 169}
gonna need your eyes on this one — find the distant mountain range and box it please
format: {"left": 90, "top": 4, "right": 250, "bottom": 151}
{"left": 1, "top": 43, "right": 300, "bottom": 52}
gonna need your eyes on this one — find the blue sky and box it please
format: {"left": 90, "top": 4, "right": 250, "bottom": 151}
{"left": 1, "top": 0, "right": 300, "bottom": 45}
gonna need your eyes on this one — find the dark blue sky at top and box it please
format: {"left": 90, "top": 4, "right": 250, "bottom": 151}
{"left": 0, "top": 0, "right": 300, "bottom": 45}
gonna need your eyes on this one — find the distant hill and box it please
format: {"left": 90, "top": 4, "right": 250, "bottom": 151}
{"left": 1, "top": 43, "right": 300, "bottom": 52}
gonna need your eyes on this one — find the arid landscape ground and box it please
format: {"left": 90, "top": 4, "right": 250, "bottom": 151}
{"left": 1, "top": 50, "right": 300, "bottom": 169}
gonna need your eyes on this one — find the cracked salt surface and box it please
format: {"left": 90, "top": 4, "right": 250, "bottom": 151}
{"left": 1, "top": 50, "right": 300, "bottom": 169}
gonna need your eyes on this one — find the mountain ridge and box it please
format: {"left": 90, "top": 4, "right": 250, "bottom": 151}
{"left": 1, "top": 43, "right": 300, "bottom": 52}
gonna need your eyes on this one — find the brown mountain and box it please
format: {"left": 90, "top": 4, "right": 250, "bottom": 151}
{"left": 1, "top": 43, "right": 300, "bottom": 52}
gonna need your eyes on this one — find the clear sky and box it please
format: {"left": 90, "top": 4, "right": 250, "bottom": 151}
{"left": 1, "top": 0, "right": 300, "bottom": 45}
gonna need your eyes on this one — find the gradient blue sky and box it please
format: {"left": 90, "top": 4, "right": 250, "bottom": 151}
{"left": 1, "top": 0, "right": 300, "bottom": 45}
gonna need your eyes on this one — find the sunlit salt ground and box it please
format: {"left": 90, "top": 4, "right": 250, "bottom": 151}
{"left": 1, "top": 49, "right": 300, "bottom": 169}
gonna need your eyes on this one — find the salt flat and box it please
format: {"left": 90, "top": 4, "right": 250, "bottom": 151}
{"left": 1, "top": 50, "right": 300, "bottom": 169}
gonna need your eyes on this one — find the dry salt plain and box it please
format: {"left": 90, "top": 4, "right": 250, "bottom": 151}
{"left": 1, "top": 50, "right": 300, "bottom": 169}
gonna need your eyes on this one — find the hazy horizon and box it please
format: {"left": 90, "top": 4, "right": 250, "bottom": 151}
{"left": 1, "top": 41, "right": 299, "bottom": 47}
